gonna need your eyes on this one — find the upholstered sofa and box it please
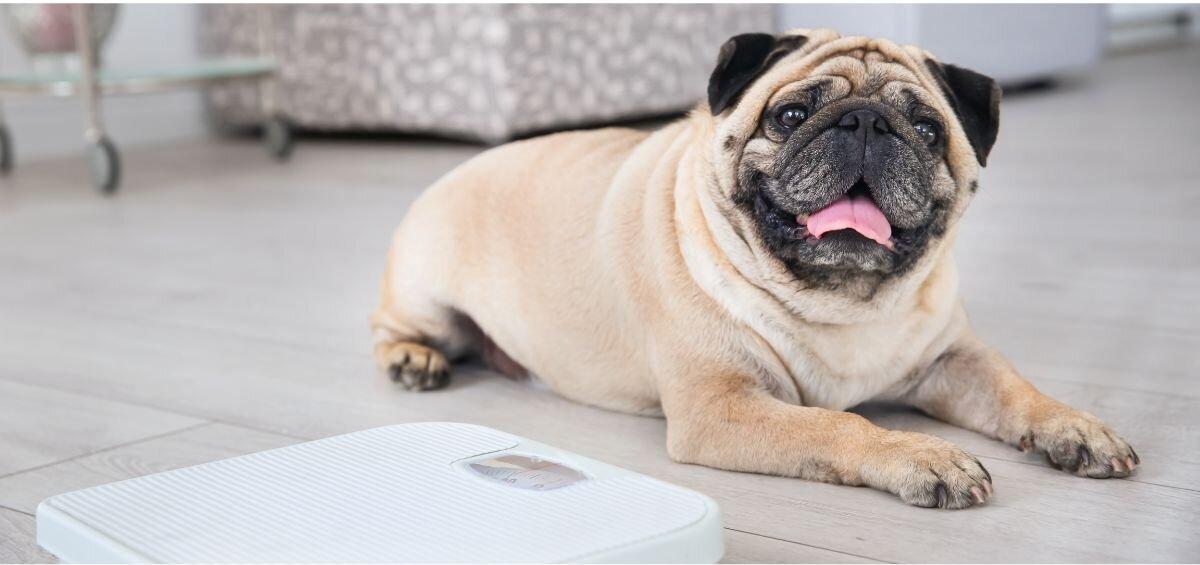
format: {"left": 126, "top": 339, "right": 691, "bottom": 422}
{"left": 199, "top": 4, "right": 773, "bottom": 143}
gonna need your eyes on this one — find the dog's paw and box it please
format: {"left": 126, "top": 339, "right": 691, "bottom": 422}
{"left": 878, "top": 432, "right": 994, "bottom": 509}
{"left": 380, "top": 342, "right": 450, "bottom": 391}
{"left": 1019, "top": 410, "right": 1139, "bottom": 478}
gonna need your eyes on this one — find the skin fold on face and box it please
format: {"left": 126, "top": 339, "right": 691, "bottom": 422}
{"left": 733, "top": 51, "right": 962, "bottom": 290}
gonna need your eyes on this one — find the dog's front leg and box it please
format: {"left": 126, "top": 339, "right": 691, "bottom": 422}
{"left": 903, "top": 334, "right": 1139, "bottom": 478}
{"left": 662, "top": 372, "right": 993, "bottom": 509}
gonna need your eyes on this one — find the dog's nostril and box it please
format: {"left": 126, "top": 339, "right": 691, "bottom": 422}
{"left": 838, "top": 109, "right": 890, "bottom": 135}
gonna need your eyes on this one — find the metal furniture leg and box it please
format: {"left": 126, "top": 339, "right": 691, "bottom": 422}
{"left": 0, "top": 104, "right": 11, "bottom": 175}
{"left": 0, "top": 48, "right": 11, "bottom": 174}
{"left": 256, "top": 5, "right": 292, "bottom": 161}
{"left": 74, "top": 4, "right": 120, "bottom": 193}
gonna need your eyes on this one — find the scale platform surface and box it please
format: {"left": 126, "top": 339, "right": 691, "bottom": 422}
{"left": 37, "top": 422, "right": 723, "bottom": 563}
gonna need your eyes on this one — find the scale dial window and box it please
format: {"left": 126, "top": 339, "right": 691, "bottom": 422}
{"left": 466, "top": 454, "right": 588, "bottom": 491}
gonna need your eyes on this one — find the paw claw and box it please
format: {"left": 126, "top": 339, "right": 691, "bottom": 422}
{"left": 1022, "top": 412, "right": 1137, "bottom": 479}
{"left": 887, "top": 433, "right": 992, "bottom": 510}
{"left": 1078, "top": 445, "right": 1092, "bottom": 468}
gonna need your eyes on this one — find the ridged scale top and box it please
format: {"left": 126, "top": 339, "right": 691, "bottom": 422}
{"left": 45, "top": 423, "right": 709, "bottom": 563}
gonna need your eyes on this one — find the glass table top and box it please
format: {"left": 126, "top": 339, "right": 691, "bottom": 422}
{"left": 0, "top": 57, "right": 275, "bottom": 93}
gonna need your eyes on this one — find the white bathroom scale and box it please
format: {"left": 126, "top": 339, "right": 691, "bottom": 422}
{"left": 37, "top": 422, "right": 724, "bottom": 563}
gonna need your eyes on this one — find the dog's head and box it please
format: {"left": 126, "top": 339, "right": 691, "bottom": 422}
{"left": 704, "top": 29, "right": 1000, "bottom": 294}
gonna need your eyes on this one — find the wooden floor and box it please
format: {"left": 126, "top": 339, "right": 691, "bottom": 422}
{"left": 2, "top": 45, "right": 1198, "bottom": 563}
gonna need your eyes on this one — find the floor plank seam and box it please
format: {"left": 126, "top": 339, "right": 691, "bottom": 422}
{"left": 1113, "top": 479, "right": 1200, "bottom": 494}
{"left": 724, "top": 527, "right": 890, "bottom": 563}
{"left": 0, "top": 503, "right": 34, "bottom": 518}
{"left": 970, "top": 452, "right": 1197, "bottom": 494}
{"left": 0, "top": 373, "right": 312, "bottom": 444}
{"left": 974, "top": 310, "right": 1200, "bottom": 340}
{"left": 0, "top": 298, "right": 362, "bottom": 361}
{"left": 0, "top": 421, "right": 214, "bottom": 482}
{"left": 1025, "top": 372, "right": 1200, "bottom": 400}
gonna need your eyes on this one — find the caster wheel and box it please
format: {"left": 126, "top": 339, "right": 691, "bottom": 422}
{"left": 0, "top": 125, "right": 12, "bottom": 175}
{"left": 263, "top": 115, "right": 293, "bottom": 162}
{"left": 89, "top": 136, "right": 121, "bottom": 194}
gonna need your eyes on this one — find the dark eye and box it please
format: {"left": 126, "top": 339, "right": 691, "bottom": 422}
{"left": 913, "top": 121, "right": 939, "bottom": 145}
{"left": 775, "top": 104, "right": 809, "bottom": 130}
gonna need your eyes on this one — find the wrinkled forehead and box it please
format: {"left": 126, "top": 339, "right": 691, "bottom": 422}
{"left": 810, "top": 50, "right": 922, "bottom": 91}
{"left": 766, "top": 51, "right": 932, "bottom": 108}
{"left": 747, "top": 32, "right": 946, "bottom": 119}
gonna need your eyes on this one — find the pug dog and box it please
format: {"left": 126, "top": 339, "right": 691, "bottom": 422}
{"left": 371, "top": 29, "right": 1139, "bottom": 509}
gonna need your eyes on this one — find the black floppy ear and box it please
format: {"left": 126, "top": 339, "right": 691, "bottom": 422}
{"left": 708, "top": 33, "right": 807, "bottom": 116}
{"left": 925, "top": 60, "right": 1002, "bottom": 166}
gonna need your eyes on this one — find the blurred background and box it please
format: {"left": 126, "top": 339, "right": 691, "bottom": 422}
{"left": 1, "top": 4, "right": 1198, "bottom": 564}
{"left": 0, "top": 4, "right": 1197, "bottom": 158}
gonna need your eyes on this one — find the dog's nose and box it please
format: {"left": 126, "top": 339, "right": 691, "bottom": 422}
{"left": 838, "top": 109, "right": 891, "bottom": 137}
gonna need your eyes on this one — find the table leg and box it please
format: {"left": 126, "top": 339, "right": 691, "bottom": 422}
{"left": 74, "top": 4, "right": 120, "bottom": 193}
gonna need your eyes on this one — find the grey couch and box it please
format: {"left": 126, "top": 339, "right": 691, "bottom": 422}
{"left": 200, "top": 4, "right": 773, "bottom": 143}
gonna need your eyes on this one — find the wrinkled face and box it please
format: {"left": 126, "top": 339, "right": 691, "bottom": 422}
{"left": 709, "top": 32, "right": 999, "bottom": 290}
{"left": 740, "top": 53, "right": 955, "bottom": 279}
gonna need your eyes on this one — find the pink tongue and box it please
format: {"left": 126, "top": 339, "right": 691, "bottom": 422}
{"left": 803, "top": 195, "right": 893, "bottom": 247}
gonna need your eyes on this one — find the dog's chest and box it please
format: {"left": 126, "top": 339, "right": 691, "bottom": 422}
{"left": 773, "top": 310, "right": 954, "bottom": 410}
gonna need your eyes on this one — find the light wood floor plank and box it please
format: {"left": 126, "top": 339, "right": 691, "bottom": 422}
{"left": 0, "top": 379, "right": 204, "bottom": 477}
{"left": 0, "top": 423, "right": 298, "bottom": 514}
{"left": 0, "top": 507, "right": 55, "bottom": 563}
{"left": 722, "top": 530, "right": 880, "bottom": 564}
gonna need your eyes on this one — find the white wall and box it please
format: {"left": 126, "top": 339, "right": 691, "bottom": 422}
{"left": 776, "top": 5, "right": 920, "bottom": 45}
{"left": 775, "top": 4, "right": 1107, "bottom": 85}
{"left": 1108, "top": 4, "right": 1200, "bottom": 49}
{"left": 0, "top": 4, "right": 209, "bottom": 162}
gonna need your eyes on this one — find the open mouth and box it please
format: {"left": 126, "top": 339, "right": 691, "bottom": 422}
{"left": 800, "top": 180, "right": 894, "bottom": 250}
{"left": 759, "top": 178, "right": 896, "bottom": 251}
